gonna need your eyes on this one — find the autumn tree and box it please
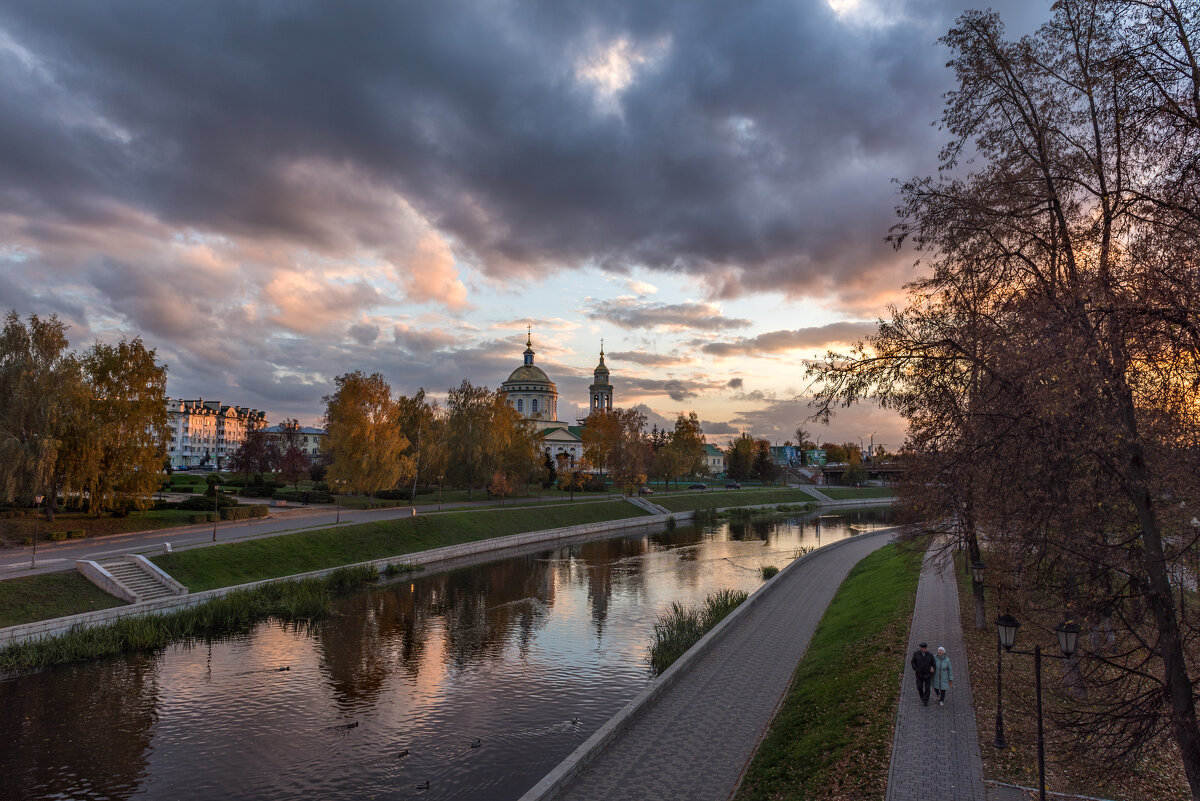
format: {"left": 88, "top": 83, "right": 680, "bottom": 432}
{"left": 80, "top": 338, "right": 169, "bottom": 515}
{"left": 581, "top": 410, "right": 619, "bottom": 478}
{"left": 231, "top": 428, "right": 275, "bottom": 480}
{"left": 810, "top": 3, "right": 1200, "bottom": 791}
{"left": 668, "top": 412, "right": 707, "bottom": 482}
{"left": 395, "top": 388, "right": 443, "bottom": 500}
{"left": 0, "top": 312, "right": 88, "bottom": 519}
{"left": 445, "top": 381, "right": 539, "bottom": 499}
{"left": 323, "top": 371, "right": 413, "bottom": 505}
{"left": 275, "top": 419, "right": 311, "bottom": 489}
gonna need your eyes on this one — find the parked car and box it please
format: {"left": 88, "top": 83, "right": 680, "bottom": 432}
{"left": 638, "top": 486, "right": 654, "bottom": 495}
{"left": 688, "top": 483, "right": 708, "bottom": 490}
{"left": 725, "top": 482, "right": 741, "bottom": 489}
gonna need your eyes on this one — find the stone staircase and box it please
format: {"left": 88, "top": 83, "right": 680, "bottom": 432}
{"left": 76, "top": 555, "right": 188, "bottom": 603}
{"left": 625, "top": 495, "right": 672, "bottom": 516}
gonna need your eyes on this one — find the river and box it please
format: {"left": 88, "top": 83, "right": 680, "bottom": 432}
{"left": 0, "top": 506, "right": 891, "bottom": 801}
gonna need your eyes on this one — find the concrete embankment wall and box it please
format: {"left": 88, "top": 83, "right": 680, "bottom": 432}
{"left": 0, "top": 511, "right": 691, "bottom": 648}
{"left": 1, "top": 495, "right": 892, "bottom": 649}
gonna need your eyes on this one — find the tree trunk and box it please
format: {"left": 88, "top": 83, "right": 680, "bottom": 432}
{"left": 1121, "top": 403, "right": 1200, "bottom": 800}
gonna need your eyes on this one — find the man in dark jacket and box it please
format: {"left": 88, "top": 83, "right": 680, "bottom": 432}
{"left": 911, "top": 642, "right": 935, "bottom": 706}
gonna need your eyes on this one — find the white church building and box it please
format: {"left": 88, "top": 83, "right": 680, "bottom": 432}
{"left": 499, "top": 331, "right": 614, "bottom": 467}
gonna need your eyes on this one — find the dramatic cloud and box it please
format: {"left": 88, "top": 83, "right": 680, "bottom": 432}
{"left": 586, "top": 297, "right": 750, "bottom": 331}
{"left": 703, "top": 322, "right": 878, "bottom": 357}
{"left": 0, "top": 0, "right": 1049, "bottom": 427}
{"left": 608, "top": 350, "right": 691, "bottom": 367}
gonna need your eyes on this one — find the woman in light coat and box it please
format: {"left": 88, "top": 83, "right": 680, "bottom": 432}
{"left": 932, "top": 646, "right": 954, "bottom": 706}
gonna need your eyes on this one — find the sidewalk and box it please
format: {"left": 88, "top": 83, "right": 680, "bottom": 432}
{"left": 887, "top": 549, "right": 1021, "bottom": 801}
{"left": 531, "top": 529, "right": 893, "bottom": 801}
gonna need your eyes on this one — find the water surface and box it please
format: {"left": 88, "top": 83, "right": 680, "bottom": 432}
{"left": 0, "top": 507, "right": 891, "bottom": 800}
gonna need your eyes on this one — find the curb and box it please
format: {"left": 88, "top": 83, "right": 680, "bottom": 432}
{"left": 517, "top": 525, "right": 899, "bottom": 801}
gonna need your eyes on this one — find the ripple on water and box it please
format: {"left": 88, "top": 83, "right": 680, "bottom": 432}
{"left": 0, "top": 510, "right": 890, "bottom": 800}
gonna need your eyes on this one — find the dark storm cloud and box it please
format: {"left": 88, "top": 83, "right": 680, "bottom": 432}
{"left": 0, "top": 0, "right": 1046, "bottom": 309}
{"left": 586, "top": 298, "right": 750, "bottom": 331}
{"left": 621, "top": 376, "right": 724, "bottom": 402}
{"left": 703, "top": 321, "right": 877, "bottom": 357}
{"left": 608, "top": 350, "right": 691, "bottom": 367}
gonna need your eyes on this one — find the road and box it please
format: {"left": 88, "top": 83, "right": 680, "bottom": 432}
{"left": 0, "top": 493, "right": 629, "bottom": 579}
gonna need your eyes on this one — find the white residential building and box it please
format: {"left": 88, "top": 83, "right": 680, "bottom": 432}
{"left": 166, "top": 398, "right": 268, "bottom": 468}
{"left": 262, "top": 424, "right": 327, "bottom": 458}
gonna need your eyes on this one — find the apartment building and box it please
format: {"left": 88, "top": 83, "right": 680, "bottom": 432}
{"left": 166, "top": 398, "right": 268, "bottom": 468}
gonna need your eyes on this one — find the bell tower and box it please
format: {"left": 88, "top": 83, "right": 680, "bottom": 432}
{"left": 588, "top": 341, "right": 613, "bottom": 413}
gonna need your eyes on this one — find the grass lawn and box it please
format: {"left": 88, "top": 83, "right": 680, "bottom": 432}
{"left": 153, "top": 500, "right": 650, "bottom": 591}
{"left": 0, "top": 509, "right": 207, "bottom": 548}
{"left": 735, "top": 543, "right": 922, "bottom": 801}
{"left": 0, "top": 572, "right": 129, "bottom": 628}
{"left": 654, "top": 487, "right": 818, "bottom": 513}
{"left": 818, "top": 486, "right": 898, "bottom": 500}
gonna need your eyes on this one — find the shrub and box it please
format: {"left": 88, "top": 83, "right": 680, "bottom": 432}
{"left": 761, "top": 565, "right": 780, "bottom": 580}
{"left": 49, "top": 530, "right": 68, "bottom": 542}
{"left": 189, "top": 513, "right": 217, "bottom": 524}
{"left": 375, "top": 488, "right": 412, "bottom": 501}
{"left": 179, "top": 494, "right": 237, "bottom": 511}
{"left": 238, "top": 485, "right": 276, "bottom": 498}
{"left": 274, "top": 490, "right": 332, "bottom": 504}
{"left": 219, "top": 505, "right": 269, "bottom": 521}
{"left": 68, "top": 529, "right": 87, "bottom": 540}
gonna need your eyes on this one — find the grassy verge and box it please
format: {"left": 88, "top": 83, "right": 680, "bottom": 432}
{"left": 648, "top": 588, "right": 749, "bottom": 675}
{"left": 0, "top": 566, "right": 379, "bottom": 673}
{"left": 818, "top": 487, "right": 897, "bottom": 500}
{"left": 0, "top": 572, "right": 129, "bottom": 628}
{"left": 655, "top": 488, "right": 818, "bottom": 513}
{"left": 153, "top": 500, "right": 650, "bottom": 592}
{"left": 735, "top": 543, "right": 922, "bottom": 801}
{"left": 954, "top": 555, "right": 1185, "bottom": 799}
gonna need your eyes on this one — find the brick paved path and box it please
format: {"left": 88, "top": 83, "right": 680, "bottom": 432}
{"left": 886, "top": 549, "right": 988, "bottom": 801}
{"left": 552, "top": 530, "right": 891, "bottom": 801}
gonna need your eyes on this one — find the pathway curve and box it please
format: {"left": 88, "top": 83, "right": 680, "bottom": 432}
{"left": 541, "top": 529, "right": 893, "bottom": 801}
{"left": 886, "top": 549, "right": 988, "bottom": 801}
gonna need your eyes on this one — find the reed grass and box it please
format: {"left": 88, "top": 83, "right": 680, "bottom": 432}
{"left": 648, "top": 588, "right": 749, "bottom": 676}
{"left": 761, "top": 565, "right": 780, "bottom": 579}
{"left": 0, "top": 565, "right": 379, "bottom": 673}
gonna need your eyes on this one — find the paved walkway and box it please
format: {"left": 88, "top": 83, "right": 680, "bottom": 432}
{"left": 886, "top": 548, "right": 992, "bottom": 801}
{"left": 550, "top": 530, "right": 892, "bottom": 801}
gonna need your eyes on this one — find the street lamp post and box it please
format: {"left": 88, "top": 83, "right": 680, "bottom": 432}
{"left": 438, "top": 475, "right": 444, "bottom": 511}
{"left": 995, "top": 614, "right": 1080, "bottom": 801}
{"left": 336, "top": 479, "right": 346, "bottom": 523}
{"left": 212, "top": 480, "right": 219, "bottom": 542}
{"left": 30, "top": 494, "right": 44, "bottom": 569}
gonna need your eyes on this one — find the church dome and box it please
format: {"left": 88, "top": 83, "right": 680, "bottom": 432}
{"left": 506, "top": 364, "right": 553, "bottom": 385}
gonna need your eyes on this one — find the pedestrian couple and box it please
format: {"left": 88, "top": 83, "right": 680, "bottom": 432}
{"left": 910, "top": 642, "right": 953, "bottom": 707}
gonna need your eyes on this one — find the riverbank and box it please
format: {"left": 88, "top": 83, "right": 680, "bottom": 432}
{"left": 733, "top": 541, "right": 922, "bottom": 801}
{"left": 0, "top": 495, "right": 893, "bottom": 655}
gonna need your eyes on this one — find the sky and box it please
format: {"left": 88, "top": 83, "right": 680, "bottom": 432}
{"left": 0, "top": 0, "right": 1048, "bottom": 448}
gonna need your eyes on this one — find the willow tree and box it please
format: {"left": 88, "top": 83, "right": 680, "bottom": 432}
{"left": 811, "top": 2, "right": 1200, "bottom": 791}
{"left": 0, "top": 312, "right": 87, "bottom": 518}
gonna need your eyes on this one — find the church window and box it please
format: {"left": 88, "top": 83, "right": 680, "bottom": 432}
{"left": 532, "top": 399, "right": 539, "bottom": 413}
{"left": 517, "top": 399, "right": 524, "bottom": 412}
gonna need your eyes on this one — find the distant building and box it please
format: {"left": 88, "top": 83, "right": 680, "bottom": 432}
{"left": 704, "top": 443, "right": 726, "bottom": 475}
{"left": 262, "top": 424, "right": 327, "bottom": 458}
{"left": 166, "top": 398, "right": 267, "bottom": 468}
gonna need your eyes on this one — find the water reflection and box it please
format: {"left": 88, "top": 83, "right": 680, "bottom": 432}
{"left": 0, "top": 507, "right": 890, "bottom": 801}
